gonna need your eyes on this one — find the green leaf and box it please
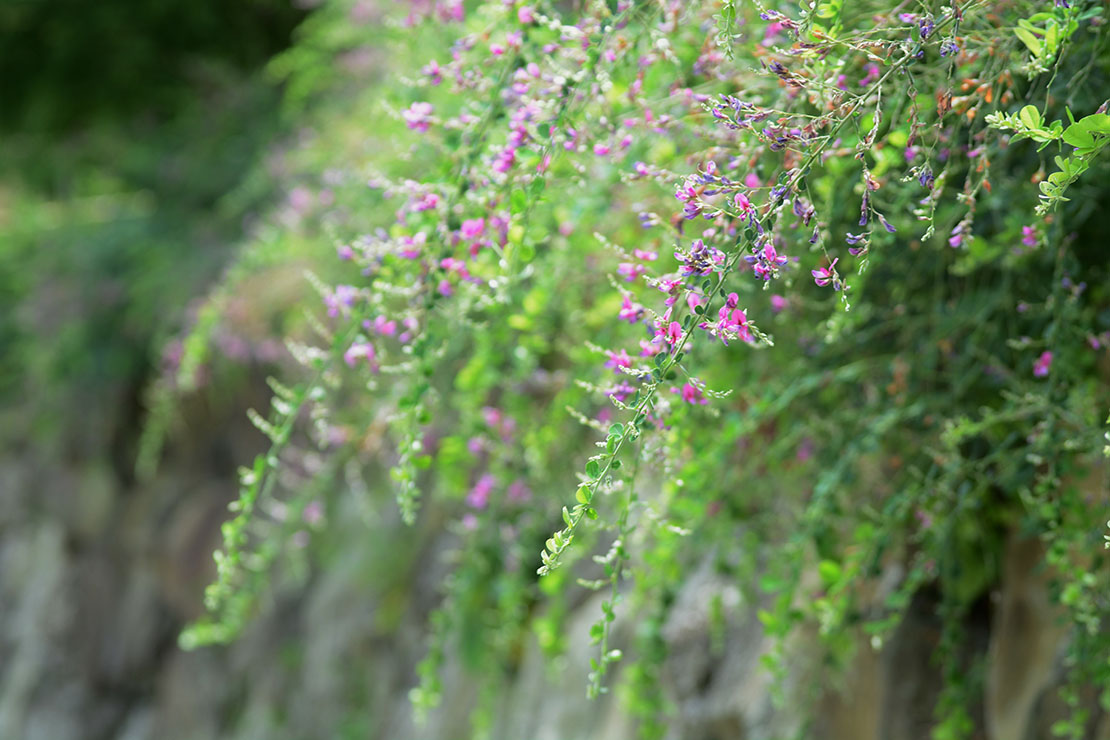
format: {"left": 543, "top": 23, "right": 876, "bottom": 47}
{"left": 1018, "top": 104, "right": 1043, "bottom": 130}
{"left": 510, "top": 188, "right": 527, "bottom": 215}
{"left": 1015, "top": 28, "right": 1042, "bottom": 57}
{"left": 586, "top": 460, "right": 601, "bottom": 479}
{"left": 1062, "top": 123, "right": 1095, "bottom": 149}
{"left": 818, "top": 559, "right": 842, "bottom": 587}
{"left": 1080, "top": 113, "right": 1110, "bottom": 134}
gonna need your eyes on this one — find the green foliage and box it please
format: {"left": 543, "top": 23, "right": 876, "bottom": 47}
{"left": 157, "top": 0, "right": 1110, "bottom": 737}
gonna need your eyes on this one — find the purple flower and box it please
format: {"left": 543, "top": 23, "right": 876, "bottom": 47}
{"left": 859, "top": 62, "right": 880, "bottom": 86}
{"left": 344, "top": 340, "right": 377, "bottom": 369}
{"left": 744, "top": 240, "right": 789, "bottom": 281}
{"left": 617, "top": 262, "right": 646, "bottom": 281}
{"left": 604, "top": 349, "right": 633, "bottom": 373}
{"left": 460, "top": 217, "right": 485, "bottom": 240}
{"left": 1021, "top": 225, "right": 1037, "bottom": 247}
{"left": 325, "top": 285, "right": 359, "bottom": 317}
{"left": 1033, "top": 351, "right": 1053, "bottom": 378}
{"left": 677, "top": 382, "right": 709, "bottom": 405}
{"left": 402, "top": 102, "right": 434, "bottom": 133}
{"left": 422, "top": 60, "right": 442, "bottom": 85}
{"left": 507, "top": 479, "right": 532, "bottom": 502}
{"left": 811, "top": 258, "right": 839, "bottom": 288}
{"left": 948, "top": 222, "right": 967, "bottom": 248}
{"left": 675, "top": 238, "right": 724, "bottom": 277}
{"left": 467, "top": 474, "right": 496, "bottom": 509}
{"left": 619, "top": 295, "right": 644, "bottom": 323}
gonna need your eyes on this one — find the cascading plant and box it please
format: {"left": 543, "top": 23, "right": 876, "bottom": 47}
{"left": 158, "top": 0, "right": 1110, "bottom": 736}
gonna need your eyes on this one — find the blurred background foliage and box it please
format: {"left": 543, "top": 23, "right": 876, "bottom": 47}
{"left": 0, "top": 0, "right": 307, "bottom": 448}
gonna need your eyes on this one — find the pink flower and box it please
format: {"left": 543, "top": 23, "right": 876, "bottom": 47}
{"left": 734, "top": 191, "right": 756, "bottom": 219}
{"left": 493, "top": 147, "right": 516, "bottom": 173}
{"left": 440, "top": 257, "right": 469, "bottom": 278}
{"left": 517, "top": 5, "right": 534, "bottom": 23}
{"left": 325, "top": 285, "right": 358, "bottom": 317}
{"left": 662, "top": 321, "right": 683, "bottom": 345}
{"left": 677, "top": 383, "right": 708, "bottom": 405}
{"left": 413, "top": 192, "right": 439, "bottom": 211}
{"left": 372, "top": 315, "right": 397, "bottom": 336}
{"left": 1021, "top": 225, "right": 1037, "bottom": 247}
{"left": 402, "top": 102, "right": 434, "bottom": 133}
{"left": 743, "top": 172, "right": 762, "bottom": 188}
{"left": 633, "top": 248, "right": 658, "bottom": 261}
{"left": 508, "top": 479, "right": 532, "bottom": 502}
{"left": 770, "top": 294, "right": 788, "bottom": 312}
{"left": 617, "top": 262, "right": 646, "bottom": 281}
{"left": 811, "top": 258, "right": 839, "bottom": 288}
{"left": 1033, "top": 351, "right": 1053, "bottom": 377}
{"left": 619, "top": 294, "right": 644, "bottom": 323}
{"left": 460, "top": 217, "right": 485, "bottom": 240}
{"left": 594, "top": 143, "right": 611, "bottom": 156}
{"left": 344, "top": 340, "right": 377, "bottom": 369}
{"left": 705, "top": 295, "right": 751, "bottom": 346}
{"left": 859, "top": 62, "right": 880, "bottom": 86}
{"left": 467, "top": 474, "right": 496, "bottom": 509}
{"left": 422, "top": 60, "right": 442, "bottom": 85}
{"left": 399, "top": 232, "right": 426, "bottom": 259}
{"left": 605, "top": 349, "right": 633, "bottom": 373}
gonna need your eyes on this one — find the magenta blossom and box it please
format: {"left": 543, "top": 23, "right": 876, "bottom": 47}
{"left": 325, "top": 285, "right": 359, "bottom": 317}
{"left": 467, "top": 474, "right": 495, "bottom": 509}
{"left": 619, "top": 294, "right": 644, "bottom": 323}
{"left": 507, "top": 479, "right": 532, "bottom": 502}
{"left": 372, "top": 315, "right": 397, "bottom": 336}
{"left": 734, "top": 191, "right": 756, "bottom": 221}
{"left": 617, "top": 262, "right": 646, "bottom": 281}
{"left": 703, "top": 293, "right": 752, "bottom": 345}
{"left": 344, "top": 340, "right": 377, "bottom": 370}
{"left": 676, "top": 382, "right": 709, "bottom": 405}
{"left": 1033, "top": 351, "right": 1053, "bottom": 377}
{"left": 605, "top": 349, "right": 633, "bottom": 373}
{"left": 745, "top": 240, "right": 789, "bottom": 281}
{"left": 460, "top": 217, "right": 485, "bottom": 240}
{"left": 422, "top": 59, "right": 442, "bottom": 85}
{"left": 811, "top": 258, "right": 839, "bottom": 288}
{"left": 402, "top": 102, "right": 434, "bottom": 133}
